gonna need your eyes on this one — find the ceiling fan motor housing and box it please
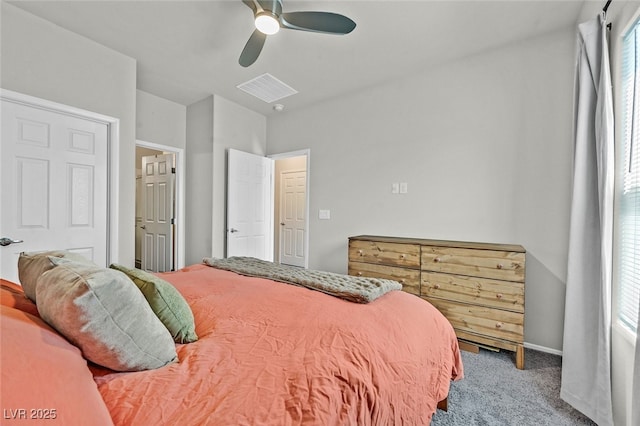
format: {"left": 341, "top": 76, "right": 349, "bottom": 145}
{"left": 257, "top": 0, "right": 282, "bottom": 17}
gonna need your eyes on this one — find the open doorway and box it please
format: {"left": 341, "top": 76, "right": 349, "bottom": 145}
{"left": 225, "top": 149, "right": 309, "bottom": 268}
{"left": 270, "top": 150, "right": 310, "bottom": 268}
{"left": 135, "top": 141, "right": 185, "bottom": 271}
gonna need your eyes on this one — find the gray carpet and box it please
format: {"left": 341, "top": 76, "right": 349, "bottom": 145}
{"left": 431, "top": 348, "right": 597, "bottom": 425}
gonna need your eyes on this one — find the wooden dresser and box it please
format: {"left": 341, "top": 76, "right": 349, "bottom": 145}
{"left": 348, "top": 235, "right": 526, "bottom": 369}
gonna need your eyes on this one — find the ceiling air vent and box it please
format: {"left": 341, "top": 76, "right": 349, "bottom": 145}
{"left": 236, "top": 73, "right": 298, "bottom": 104}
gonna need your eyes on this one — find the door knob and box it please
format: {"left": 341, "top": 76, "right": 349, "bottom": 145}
{"left": 229, "top": 228, "right": 239, "bottom": 233}
{"left": 140, "top": 225, "right": 146, "bottom": 229}
{"left": 0, "top": 238, "right": 24, "bottom": 247}
{"left": 280, "top": 222, "right": 285, "bottom": 226}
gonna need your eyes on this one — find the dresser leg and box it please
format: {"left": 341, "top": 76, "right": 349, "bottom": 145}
{"left": 516, "top": 345, "right": 525, "bottom": 370}
{"left": 437, "top": 397, "right": 448, "bottom": 412}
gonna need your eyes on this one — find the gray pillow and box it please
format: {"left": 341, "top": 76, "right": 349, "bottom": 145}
{"left": 109, "top": 264, "right": 198, "bottom": 343}
{"left": 18, "top": 250, "right": 95, "bottom": 303}
{"left": 35, "top": 257, "right": 177, "bottom": 372}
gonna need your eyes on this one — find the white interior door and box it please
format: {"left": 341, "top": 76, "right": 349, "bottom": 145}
{"left": 0, "top": 98, "right": 108, "bottom": 282}
{"left": 141, "top": 154, "right": 174, "bottom": 272}
{"left": 279, "top": 170, "right": 307, "bottom": 267}
{"left": 135, "top": 175, "right": 143, "bottom": 268}
{"left": 227, "top": 149, "right": 274, "bottom": 261}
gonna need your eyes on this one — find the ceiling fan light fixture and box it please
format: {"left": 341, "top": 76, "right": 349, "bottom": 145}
{"left": 255, "top": 13, "right": 280, "bottom": 35}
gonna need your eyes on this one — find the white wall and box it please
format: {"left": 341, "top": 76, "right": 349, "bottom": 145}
{"left": 267, "top": 28, "right": 575, "bottom": 353}
{"left": 1, "top": 2, "right": 137, "bottom": 266}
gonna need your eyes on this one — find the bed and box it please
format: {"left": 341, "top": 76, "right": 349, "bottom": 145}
{"left": 1, "top": 254, "right": 463, "bottom": 425}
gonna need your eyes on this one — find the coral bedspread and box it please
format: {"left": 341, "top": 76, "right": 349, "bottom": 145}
{"left": 93, "top": 264, "right": 463, "bottom": 425}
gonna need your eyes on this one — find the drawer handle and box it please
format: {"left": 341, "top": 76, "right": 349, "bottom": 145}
{"left": 357, "top": 272, "right": 363, "bottom": 276}
{"left": 358, "top": 250, "right": 364, "bottom": 256}
{"left": 496, "top": 263, "right": 504, "bottom": 269}
{"left": 495, "top": 322, "right": 503, "bottom": 329}
{"left": 399, "top": 279, "right": 406, "bottom": 284}
{"left": 400, "top": 254, "right": 406, "bottom": 259}
{"left": 496, "top": 293, "right": 503, "bottom": 299}
{"left": 434, "top": 257, "right": 441, "bottom": 263}
{"left": 433, "top": 284, "right": 440, "bottom": 289}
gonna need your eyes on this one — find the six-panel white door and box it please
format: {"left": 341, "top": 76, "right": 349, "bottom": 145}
{"left": 141, "top": 154, "right": 174, "bottom": 272}
{"left": 226, "top": 149, "right": 274, "bottom": 261}
{"left": 0, "top": 99, "right": 108, "bottom": 283}
{"left": 279, "top": 170, "right": 307, "bottom": 267}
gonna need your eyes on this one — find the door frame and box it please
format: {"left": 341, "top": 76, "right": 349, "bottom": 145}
{"left": 0, "top": 88, "right": 120, "bottom": 264}
{"left": 269, "top": 149, "right": 310, "bottom": 268}
{"left": 136, "top": 140, "right": 185, "bottom": 270}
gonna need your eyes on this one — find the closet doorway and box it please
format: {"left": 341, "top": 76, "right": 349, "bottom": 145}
{"left": 135, "top": 141, "right": 185, "bottom": 272}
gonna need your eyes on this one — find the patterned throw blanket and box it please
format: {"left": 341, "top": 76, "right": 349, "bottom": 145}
{"left": 202, "top": 256, "right": 402, "bottom": 304}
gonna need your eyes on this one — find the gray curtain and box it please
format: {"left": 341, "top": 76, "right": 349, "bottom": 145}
{"left": 560, "top": 13, "right": 614, "bottom": 426}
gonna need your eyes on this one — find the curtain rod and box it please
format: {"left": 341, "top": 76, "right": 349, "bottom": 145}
{"left": 603, "top": 0, "right": 612, "bottom": 31}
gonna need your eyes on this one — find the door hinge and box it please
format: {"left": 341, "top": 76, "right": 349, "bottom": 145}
{"left": 171, "top": 167, "right": 176, "bottom": 174}
{"left": 171, "top": 218, "right": 175, "bottom": 225}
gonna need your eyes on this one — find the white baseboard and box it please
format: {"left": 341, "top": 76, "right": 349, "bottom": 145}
{"left": 524, "top": 342, "right": 563, "bottom": 356}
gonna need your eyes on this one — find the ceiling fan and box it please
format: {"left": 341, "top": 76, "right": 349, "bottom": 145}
{"left": 239, "top": 0, "right": 356, "bottom": 67}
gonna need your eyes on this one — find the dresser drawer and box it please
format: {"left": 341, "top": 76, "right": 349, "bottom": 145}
{"left": 421, "top": 272, "right": 524, "bottom": 313}
{"left": 425, "top": 298, "right": 524, "bottom": 343}
{"left": 348, "top": 261, "right": 420, "bottom": 296}
{"left": 421, "top": 246, "right": 525, "bottom": 282}
{"left": 349, "top": 240, "right": 420, "bottom": 268}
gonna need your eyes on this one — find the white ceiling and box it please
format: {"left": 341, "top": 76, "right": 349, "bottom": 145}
{"left": 8, "top": 0, "right": 588, "bottom": 116}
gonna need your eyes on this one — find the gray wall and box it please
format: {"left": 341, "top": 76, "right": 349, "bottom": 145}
{"left": 185, "top": 96, "right": 214, "bottom": 265}
{"left": 211, "top": 95, "right": 267, "bottom": 258}
{"left": 1, "top": 2, "right": 137, "bottom": 266}
{"left": 267, "top": 28, "right": 575, "bottom": 353}
{"left": 136, "top": 90, "right": 186, "bottom": 150}
{"left": 184, "top": 94, "right": 267, "bottom": 263}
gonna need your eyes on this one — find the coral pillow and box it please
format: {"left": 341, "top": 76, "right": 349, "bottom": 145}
{"left": 35, "top": 258, "right": 178, "bottom": 371}
{"left": 110, "top": 263, "right": 198, "bottom": 343}
{"left": 18, "top": 250, "right": 96, "bottom": 302}
{"left": 0, "top": 305, "right": 114, "bottom": 425}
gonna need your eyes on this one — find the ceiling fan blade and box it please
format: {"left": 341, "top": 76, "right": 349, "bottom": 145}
{"left": 280, "top": 11, "right": 356, "bottom": 35}
{"left": 239, "top": 29, "right": 267, "bottom": 67}
{"left": 241, "top": 0, "right": 257, "bottom": 13}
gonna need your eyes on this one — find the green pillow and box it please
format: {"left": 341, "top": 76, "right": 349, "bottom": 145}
{"left": 109, "top": 264, "right": 198, "bottom": 344}
{"left": 18, "top": 250, "right": 96, "bottom": 303}
{"left": 35, "top": 258, "right": 177, "bottom": 372}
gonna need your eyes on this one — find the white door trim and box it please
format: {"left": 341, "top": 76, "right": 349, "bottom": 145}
{"left": 268, "top": 149, "right": 310, "bottom": 268}
{"left": 0, "top": 88, "right": 120, "bottom": 264}
{"left": 136, "top": 140, "right": 185, "bottom": 270}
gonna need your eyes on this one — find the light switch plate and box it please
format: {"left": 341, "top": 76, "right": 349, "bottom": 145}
{"left": 400, "top": 182, "right": 408, "bottom": 194}
{"left": 319, "top": 209, "right": 331, "bottom": 220}
{"left": 392, "top": 183, "right": 399, "bottom": 194}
